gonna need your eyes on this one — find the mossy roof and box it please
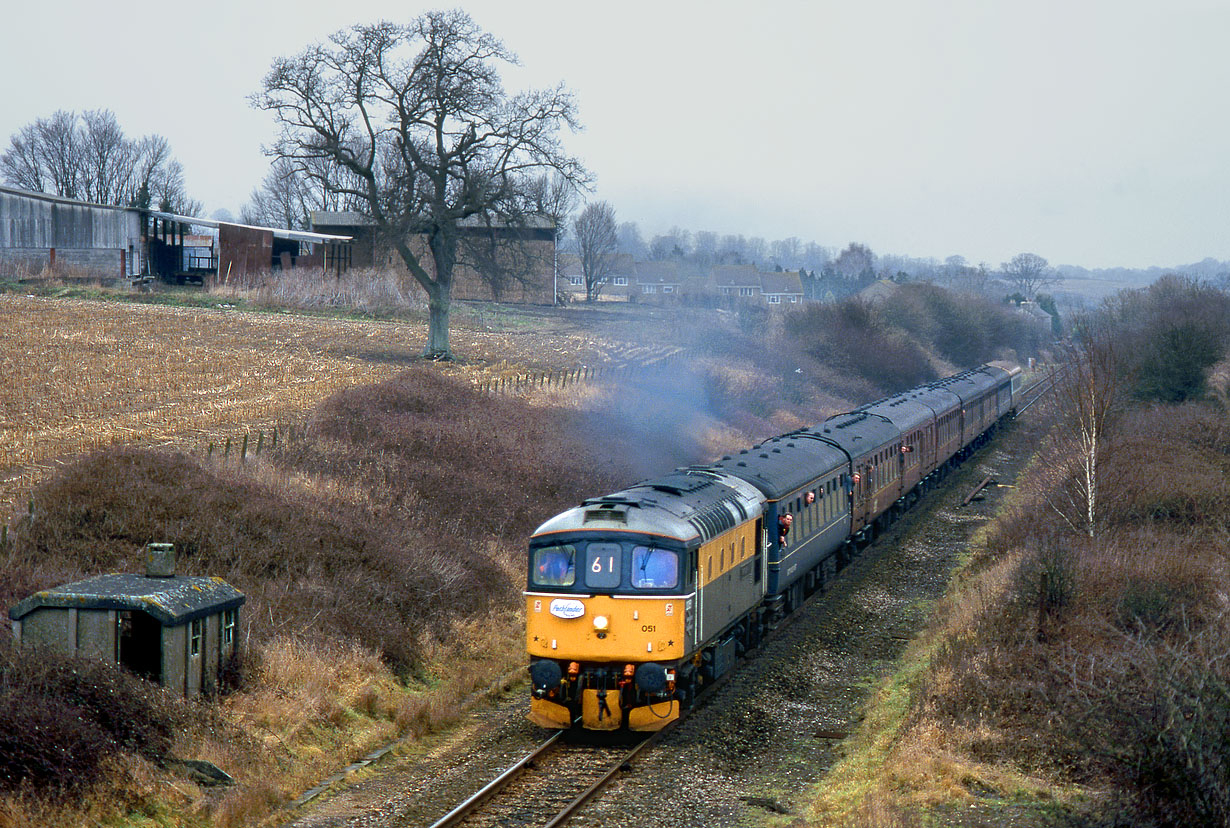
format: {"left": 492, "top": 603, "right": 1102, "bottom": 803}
{"left": 9, "top": 573, "right": 244, "bottom": 626}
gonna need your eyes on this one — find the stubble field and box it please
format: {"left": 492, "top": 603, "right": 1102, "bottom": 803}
{"left": 0, "top": 293, "right": 668, "bottom": 520}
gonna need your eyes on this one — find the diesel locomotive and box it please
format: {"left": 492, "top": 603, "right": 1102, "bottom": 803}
{"left": 526, "top": 363, "right": 1022, "bottom": 731}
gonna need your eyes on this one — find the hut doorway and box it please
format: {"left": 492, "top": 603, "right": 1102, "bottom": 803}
{"left": 117, "top": 610, "right": 162, "bottom": 682}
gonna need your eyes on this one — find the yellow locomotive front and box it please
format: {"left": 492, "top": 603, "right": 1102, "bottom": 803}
{"left": 526, "top": 538, "right": 689, "bottom": 730}
{"left": 525, "top": 470, "right": 766, "bottom": 731}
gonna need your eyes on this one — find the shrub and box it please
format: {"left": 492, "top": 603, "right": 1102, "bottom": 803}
{"left": 1064, "top": 620, "right": 1230, "bottom": 827}
{"left": 1101, "top": 275, "right": 1230, "bottom": 403}
{"left": 0, "top": 641, "right": 183, "bottom": 795}
{"left": 783, "top": 300, "right": 936, "bottom": 392}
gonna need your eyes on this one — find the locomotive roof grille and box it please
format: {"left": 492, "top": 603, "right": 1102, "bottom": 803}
{"left": 686, "top": 497, "right": 740, "bottom": 540}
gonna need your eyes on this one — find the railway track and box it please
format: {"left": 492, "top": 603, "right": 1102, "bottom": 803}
{"left": 425, "top": 726, "right": 675, "bottom": 828}
{"left": 1014, "top": 367, "right": 1065, "bottom": 416}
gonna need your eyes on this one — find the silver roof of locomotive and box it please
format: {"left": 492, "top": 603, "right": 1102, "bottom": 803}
{"left": 530, "top": 468, "right": 765, "bottom": 546}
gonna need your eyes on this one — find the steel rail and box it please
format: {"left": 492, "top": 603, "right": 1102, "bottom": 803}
{"left": 542, "top": 721, "right": 679, "bottom": 828}
{"left": 425, "top": 731, "right": 564, "bottom": 828}
{"left": 1015, "top": 367, "right": 1067, "bottom": 417}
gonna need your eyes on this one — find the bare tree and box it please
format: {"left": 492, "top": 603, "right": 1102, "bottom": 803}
{"left": 692, "top": 230, "right": 719, "bottom": 267}
{"left": 574, "top": 201, "right": 618, "bottom": 302}
{"left": 1043, "top": 322, "right": 1122, "bottom": 538}
{"left": 1, "top": 122, "right": 46, "bottom": 193}
{"left": 1002, "top": 252, "right": 1057, "bottom": 297}
{"left": 650, "top": 226, "right": 691, "bottom": 261}
{"left": 243, "top": 158, "right": 318, "bottom": 229}
{"left": 616, "top": 221, "right": 647, "bottom": 258}
{"left": 254, "top": 11, "right": 588, "bottom": 359}
{"left": 34, "top": 110, "right": 82, "bottom": 199}
{"left": 2, "top": 111, "right": 198, "bottom": 212}
{"left": 770, "top": 236, "right": 801, "bottom": 269}
{"left": 832, "top": 242, "right": 876, "bottom": 280}
{"left": 80, "top": 109, "right": 138, "bottom": 206}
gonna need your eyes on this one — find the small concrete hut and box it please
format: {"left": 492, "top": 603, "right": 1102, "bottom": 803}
{"left": 8, "top": 544, "right": 244, "bottom": 696}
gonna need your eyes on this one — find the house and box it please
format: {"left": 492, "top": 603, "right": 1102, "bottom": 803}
{"left": 555, "top": 252, "right": 636, "bottom": 301}
{"left": 0, "top": 185, "right": 352, "bottom": 283}
{"left": 0, "top": 184, "right": 142, "bottom": 278}
{"left": 759, "top": 270, "right": 805, "bottom": 305}
{"left": 8, "top": 544, "right": 244, "bottom": 696}
{"left": 632, "top": 260, "right": 686, "bottom": 299}
{"left": 1017, "top": 300, "right": 1055, "bottom": 335}
{"left": 710, "top": 264, "right": 763, "bottom": 299}
{"left": 856, "top": 279, "right": 901, "bottom": 305}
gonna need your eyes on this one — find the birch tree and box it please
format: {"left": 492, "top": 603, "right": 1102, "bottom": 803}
{"left": 1046, "top": 324, "right": 1121, "bottom": 538}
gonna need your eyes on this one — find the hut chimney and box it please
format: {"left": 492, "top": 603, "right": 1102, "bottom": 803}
{"left": 145, "top": 543, "right": 176, "bottom": 578}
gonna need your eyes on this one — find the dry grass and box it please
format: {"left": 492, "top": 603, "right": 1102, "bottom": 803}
{"left": 814, "top": 398, "right": 1230, "bottom": 826}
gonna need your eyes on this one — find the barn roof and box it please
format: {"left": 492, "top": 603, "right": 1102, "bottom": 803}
{"left": 147, "top": 211, "right": 352, "bottom": 244}
{"left": 9, "top": 574, "right": 244, "bottom": 626}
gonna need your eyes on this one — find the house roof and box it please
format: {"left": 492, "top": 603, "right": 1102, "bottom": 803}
{"left": 710, "top": 264, "right": 761, "bottom": 287}
{"left": 857, "top": 279, "right": 900, "bottom": 304}
{"left": 0, "top": 184, "right": 132, "bottom": 214}
{"left": 1018, "top": 301, "right": 1052, "bottom": 320}
{"left": 9, "top": 573, "right": 245, "bottom": 627}
{"left": 634, "top": 260, "right": 686, "bottom": 285}
{"left": 760, "top": 270, "right": 804, "bottom": 295}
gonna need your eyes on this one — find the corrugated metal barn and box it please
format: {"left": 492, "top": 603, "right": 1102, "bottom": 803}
{"left": 0, "top": 185, "right": 353, "bottom": 283}
{"left": 0, "top": 184, "right": 142, "bottom": 277}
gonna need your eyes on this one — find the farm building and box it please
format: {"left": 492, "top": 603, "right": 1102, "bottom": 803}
{"left": 0, "top": 184, "right": 142, "bottom": 277}
{"left": 0, "top": 185, "right": 353, "bottom": 282}
{"left": 8, "top": 544, "right": 244, "bottom": 696}
{"left": 312, "top": 210, "right": 558, "bottom": 304}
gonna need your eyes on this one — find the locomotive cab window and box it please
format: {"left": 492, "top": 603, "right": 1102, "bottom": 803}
{"left": 533, "top": 544, "right": 577, "bottom": 587}
{"left": 584, "top": 542, "right": 622, "bottom": 588}
{"left": 632, "top": 546, "right": 678, "bottom": 589}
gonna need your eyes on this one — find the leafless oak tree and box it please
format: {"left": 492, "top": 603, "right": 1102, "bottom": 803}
{"left": 253, "top": 10, "right": 589, "bottom": 359}
{"left": 574, "top": 201, "right": 617, "bottom": 302}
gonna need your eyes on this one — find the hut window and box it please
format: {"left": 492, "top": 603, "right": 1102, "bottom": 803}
{"left": 190, "top": 619, "right": 202, "bottom": 657}
{"left": 222, "top": 610, "right": 236, "bottom": 645}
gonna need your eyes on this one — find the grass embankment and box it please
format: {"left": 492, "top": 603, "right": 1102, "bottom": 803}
{"left": 803, "top": 401, "right": 1230, "bottom": 827}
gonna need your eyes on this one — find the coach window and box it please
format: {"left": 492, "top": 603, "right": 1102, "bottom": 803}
{"left": 533, "top": 544, "right": 577, "bottom": 587}
{"left": 632, "top": 546, "right": 678, "bottom": 589}
{"left": 585, "top": 542, "right": 622, "bottom": 588}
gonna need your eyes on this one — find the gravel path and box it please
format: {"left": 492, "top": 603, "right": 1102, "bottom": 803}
{"left": 279, "top": 418, "right": 1041, "bottom": 828}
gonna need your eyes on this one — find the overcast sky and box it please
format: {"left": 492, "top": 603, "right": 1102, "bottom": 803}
{"left": 4, "top": 0, "right": 1227, "bottom": 269}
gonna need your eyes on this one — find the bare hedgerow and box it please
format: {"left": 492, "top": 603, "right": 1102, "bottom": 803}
{"left": 1062, "top": 615, "right": 1230, "bottom": 827}
{"left": 0, "top": 639, "right": 185, "bottom": 796}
